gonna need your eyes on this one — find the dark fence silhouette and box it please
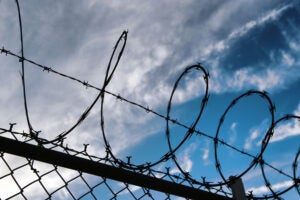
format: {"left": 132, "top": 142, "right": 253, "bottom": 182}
{"left": 0, "top": 1, "right": 299, "bottom": 199}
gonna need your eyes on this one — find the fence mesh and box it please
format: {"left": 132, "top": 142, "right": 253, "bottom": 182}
{"left": 0, "top": 128, "right": 231, "bottom": 200}
{"left": 0, "top": 1, "right": 299, "bottom": 200}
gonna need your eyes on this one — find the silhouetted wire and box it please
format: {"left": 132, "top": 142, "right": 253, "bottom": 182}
{"left": 14, "top": 0, "right": 130, "bottom": 146}
{"left": 294, "top": 148, "right": 300, "bottom": 196}
{"left": 258, "top": 115, "right": 300, "bottom": 199}
{"left": 214, "top": 91, "right": 275, "bottom": 186}
{"left": 0, "top": 1, "right": 298, "bottom": 199}
{"left": 3, "top": 41, "right": 299, "bottom": 194}
{"left": 1, "top": 46, "right": 299, "bottom": 199}
{"left": 15, "top": 0, "right": 35, "bottom": 142}
{"left": 166, "top": 64, "right": 210, "bottom": 183}
{"left": 1, "top": 126, "right": 232, "bottom": 197}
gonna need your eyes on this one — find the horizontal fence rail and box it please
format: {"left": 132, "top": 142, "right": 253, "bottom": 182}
{"left": 0, "top": 1, "right": 299, "bottom": 199}
{"left": 0, "top": 136, "right": 231, "bottom": 200}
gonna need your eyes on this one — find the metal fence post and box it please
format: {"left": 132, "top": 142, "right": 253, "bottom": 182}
{"left": 229, "top": 176, "right": 247, "bottom": 200}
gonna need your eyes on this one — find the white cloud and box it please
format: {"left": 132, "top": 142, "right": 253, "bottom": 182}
{"left": 0, "top": 154, "right": 84, "bottom": 199}
{"left": 243, "top": 119, "right": 271, "bottom": 150}
{"left": 202, "top": 3, "right": 291, "bottom": 60}
{"left": 269, "top": 104, "right": 300, "bottom": 143}
{"left": 0, "top": 176, "right": 20, "bottom": 199}
{"left": 270, "top": 119, "right": 300, "bottom": 143}
{"left": 0, "top": 1, "right": 299, "bottom": 199}
{"left": 202, "top": 148, "right": 209, "bottom": 161}
{"left": 210, "top": 67, "right": 285, "bottom": 94}
{"left": 247, "top": 180, "right": 293, "bottom": 195}
{"left": 229, "top": 4, "right": 291, "bottom": 41}
{"left": 244, "top": 129, "right": 260, "bottom": 150}
{"left": 252, "top": 104, "right": 300, "bottom": 145}
{"left": 203, "top": 41, "right": 227, "bottom": 57}
{"left": 118, "top": 184, "right": 141, "bottom": 196}
{"left": 282, "top": 51, "right": 295, "bottom": 67}
{"left": 250, "top": 70, "right": 282, "bottom": 91}
{"left": 170, "top": 143, "right": 197, "bottom": 174}
{"left": 229, "top": 122, "right": 237, "bottom": 144}
{"left": 289, "top": 41, "right": 300, "bottom": 51}
{"left": 199, "top": 3, "right": 299, "bottom": 94}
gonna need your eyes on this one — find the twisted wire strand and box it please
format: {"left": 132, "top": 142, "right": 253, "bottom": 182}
{"left": 0, "top": 127, "right": 231, "bottom": 198}
{"left": 1, "top": 43, "right": 299, "bottom": 198}
{"left": 14, "top": 1, "right": 131, "bottom": 146}
{"left": 0, "top": 1, "right": 299, "bottom": 199}
{"left": 258, "top": 115, "right": 300, "bottom": 199}
{"left": 214, "top": 91, "right": 275, "bottom": 186}
{"left": 1, "top": 44, "right": 299, "bottom": 198}
{"left": 294, "top": 149, "right": 300, "bottom": 196}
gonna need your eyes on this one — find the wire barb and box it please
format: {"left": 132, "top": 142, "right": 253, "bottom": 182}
{"left": 0, "top": 1, "right": 298, "bottom": 199}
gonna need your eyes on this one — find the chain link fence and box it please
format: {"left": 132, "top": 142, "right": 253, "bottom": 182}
{"left": 0, "top": 1, "right": 299, "bottom": 199}
{"left": 0, "top": 128, "right": 231, "bottom": 200}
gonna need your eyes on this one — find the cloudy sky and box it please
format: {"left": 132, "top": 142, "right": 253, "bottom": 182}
{"left": 0, "top": 0, "right": 299, "bottom": 199}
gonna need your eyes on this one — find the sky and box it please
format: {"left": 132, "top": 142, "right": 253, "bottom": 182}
{"left": 0, "top": 0, "right": 299, "bottom": 199}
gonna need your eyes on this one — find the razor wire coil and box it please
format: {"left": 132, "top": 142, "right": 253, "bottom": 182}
{"left": 0, "top": 0, "right": 299, "bottom": 199}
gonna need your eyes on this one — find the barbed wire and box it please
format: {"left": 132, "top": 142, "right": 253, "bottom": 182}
{"left": 0, "top": 0, "right": 299, "bottom": 199}
{"left": 0, "top": 126, "right": 232, "bottom": 199}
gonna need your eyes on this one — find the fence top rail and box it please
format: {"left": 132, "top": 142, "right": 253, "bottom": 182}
{"left": 0, "top": 135, "right": 232, "bottom": 200}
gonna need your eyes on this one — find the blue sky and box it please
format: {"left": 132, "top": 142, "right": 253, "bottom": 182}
{"left": 0, "top": 0, "right": 299, "bottom": 199}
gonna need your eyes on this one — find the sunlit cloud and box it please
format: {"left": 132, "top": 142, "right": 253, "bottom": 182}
{"left": 202, "top": 149, "right": 209, "bottom": 161}
{"left": 244, "top": 119, "right": 270, "bottom": 150}
{"left": 229, "top": 122, "right": 237, "bottom": 144}
{"left": 200, "top": 3, "right": 299, "bottom": 95}
{"left": 228, "top": 4, "right": 291, "bottom": 41}
{"left": 0, "top": 155, "right": 81, "bottom": 199}
{"left": 119, "top": 184, "right": 141, "bottom": 196}
{"left": 244, "top": 129, "right": 260, "bottom": 150}
{"left": 282, "top": 51, "right": 295, "bottom": 67}
{"left": 170, "top": 143, "right": 197, "bottom": 174}
{"left": 247, "top": 180, "right": 293, "bottom": 195}
{"left": 201, "top": 4, "right": 291, "bottom": 59}
{"left": 0, "top": 0, "right": 299, "bottom": 199}
{"left": 269, "top": 103, "right": 300, "bottom": 143}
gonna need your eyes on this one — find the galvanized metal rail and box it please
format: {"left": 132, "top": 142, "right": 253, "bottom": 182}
{"left": 0, "top": 136, "right": 231, "bottom": 200}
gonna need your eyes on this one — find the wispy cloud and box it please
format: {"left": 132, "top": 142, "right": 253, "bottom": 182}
{"left": 170, "top": 143, "right": 197, "bottom": 174}
{"left": 247, "top": 180, "right": 293, "bottom": 195}
{"left": 202, "top": 148, "right": 209, "bottom": 161}
{"left": 269, "top": 103, "right": 300, "bottom": 143}
{"left": 201, "top": 4, "right": 292, "bottom": 59}
{"left": 0, "top": 155, "right": 81, "bottom": 199}
{"left": 282, "top": 51, "right": 295, "bottom": 67}
{"left": 202, "top": 3, "right": 300, "bottom": 95}
{"left": 244, "top": 120, "right": 270, "bottom": 150}
{"left": 229, "top": 4, "right": 291, "bottom": 41}
{"left": 229, "top": 122, "right": 238, "bottom": 144}
{"left": 118, "top": 184, "right": 141, "bottom": 196}
{"left": 0, "top": 1, "right": 299, "bottom": 199}
{"left": 244, "top": 129, "right": 260, "bottom": 150}
{"left": 200, "top": 140, "right": 213, "bottom": 166}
